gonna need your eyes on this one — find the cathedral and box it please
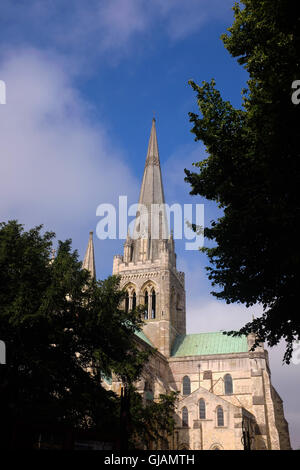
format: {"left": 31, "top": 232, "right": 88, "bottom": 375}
{"left": 83, "top": 119, "right": 291, "bottom": 450}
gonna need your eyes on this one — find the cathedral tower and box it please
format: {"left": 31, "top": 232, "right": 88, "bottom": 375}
{"left": 113, "top": 118, "right": 186, "bottom": 357}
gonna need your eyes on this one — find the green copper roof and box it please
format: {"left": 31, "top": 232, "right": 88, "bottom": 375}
{"left": 171, "top": 332, "right": 248, "bottom": 357}
{"left": 135, "top": 330, "right": 154, "bottom": 347}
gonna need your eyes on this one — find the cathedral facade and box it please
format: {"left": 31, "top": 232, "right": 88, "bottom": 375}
{"left": 84, "top": 119, "right": 291, "bottom": 450}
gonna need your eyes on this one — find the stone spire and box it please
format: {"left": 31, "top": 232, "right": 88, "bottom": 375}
{"left": 138, "top": 117, "right": 166, "bottom": 208}
{"left": 83, "top": 231, "right": 96, "bottom": 279}
{"left": 113, "top": 118, "right": 185, "bottom": 356}
{"left": 132, "top": 118, "right": 169, "bottom": 262}
{"left": 145, "top": 117, "right": 160, "bottom": 167}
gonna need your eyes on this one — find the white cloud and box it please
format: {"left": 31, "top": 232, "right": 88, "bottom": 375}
{"left": 98, "top": 0, "right": 148, "bottom": 50}
{"left": 187, "top": 298, "right": 257, "bottom": 333}
{"left": 152, "top": 0, "right": 231, "bottom": 40}
{"left": 0, "top": 48, "right": 138, "bottom": 239}
{"left": 0, "top": 0, "right": 233, "bottom": 60}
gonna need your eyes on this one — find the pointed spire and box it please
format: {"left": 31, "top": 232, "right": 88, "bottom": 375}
{"left": 83, "top": 231, "right": 96, "bottom": 279}
{"left": 131, "top": 118, "right": 169, "bottom": 262}
{"left": 146, "top": 118, "right": 160, "bottom": 167}
{"left": 169, "top": 229, "right": 175, "bottom": 251}
{"left": 124, "top": 228, "right": 132, "bottom": 246}
{"left": 138, "top": 117, "right": 166, "bottom": 208}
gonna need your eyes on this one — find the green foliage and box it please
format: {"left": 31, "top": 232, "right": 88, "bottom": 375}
{"left": 184, "top": 0, "right": 300, "bottom": 363}
{"left": 0, "top": 220, "right": 147, "bottom": 447}
{"left": 128, "top": 389, "right": 179, "bottom": 449}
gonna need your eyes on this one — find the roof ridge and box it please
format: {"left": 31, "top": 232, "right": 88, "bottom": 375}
{"left": 184, "top": 331, "right": 228, "bottom": 336}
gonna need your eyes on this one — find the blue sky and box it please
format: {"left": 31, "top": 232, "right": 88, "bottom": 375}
{"left": 0, "top": 0, "right": 299, "bottom": 448}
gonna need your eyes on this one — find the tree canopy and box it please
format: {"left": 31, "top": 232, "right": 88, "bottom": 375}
{"left": 184, "top": 0, "right": 300, "bottom": 363}
{"left": 0, "top": 220, "right": 176, "bottom": 449}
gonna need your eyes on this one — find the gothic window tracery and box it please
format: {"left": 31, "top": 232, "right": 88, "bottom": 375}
{"left": 124, "top": 284, "right": 137, "bottom": 313}
{"left": 217, "top": 406, "right": 224, "bottom": 427}
{"left": 144, "top": 381, "right": 154, "bottom": 402}
{"left": 182, "top": 407, "right": 188, "bottom": 427}
{"left": 182, "top": 376, "right": 191, "bottom": 396}
{"left": 142, "top": 282, "right": 158, "bottom": 320}
{"left": 199, "top": 398, "right": 206, "bottom": 419}
{"left": 132, "top": 291, "right": 136, "bottom": 310}
{"left": 125, "top": 291, "right": 129, "bottom": 313}
{"left": 224, "top": 374, "right": 233, "bottom": 395}
{"left": 144, "top": 291, "right": 149, "bottom": 319}
{"left": 151, "top": 289, "right": 156, "bottom": 319}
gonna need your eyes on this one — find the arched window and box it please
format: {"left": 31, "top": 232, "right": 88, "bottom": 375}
{"left": 224, "top": 374, "right": 233, "bottom": 395}
{"left": 144, "top": 381, "right": 154, "bottom": 402}
{"left": 182, "top": 376, "right": 191, "bottom": 396}
{"left": 217, "top": 406, "right": 224, "bottom": 427}
{"left": 151, "top": 289, "right": 156, "bottom": 319}
{"left": 125, "top": 292, "right": 129, "bottom": 313}
{"left": 132, "top": 291, "right": 136, "bottom": 310}
{"left": 199, "top": 398, "right": 206, "bottom": 419}
{"left": 144, "top": 291, "right": 148, "bottom": 319}
{"left": 182, "top": 407, "right": 188, "bottom": 427}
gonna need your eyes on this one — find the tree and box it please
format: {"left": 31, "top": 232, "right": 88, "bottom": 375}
{"left": 184, "top": 0, "right": 300, "bottom": 363}
{"left": 0, "top": 220, "right": 178, "bottom": 449}
{"left": 0, "top": 220, "right": 147, "bottom": 448}
{"left": 128, "top": 390, "right": 178, "bottom": 449}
